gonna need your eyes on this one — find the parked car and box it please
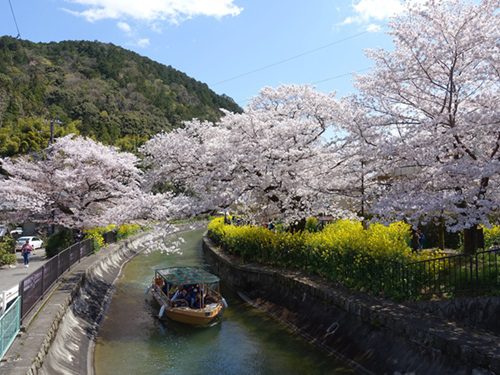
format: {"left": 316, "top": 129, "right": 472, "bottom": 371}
{"left": 10, "top": 227, "right": 23, "bottom": 236}
{"left": 15, "top": 236, "right": 44, "bottom": 251}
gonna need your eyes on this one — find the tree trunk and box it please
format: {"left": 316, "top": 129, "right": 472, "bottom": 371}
{"left": 438, "top": 218, "right": 445, "bottom": 250}
{"left": 463, "top": 224, "right": 484, "bottom": 255}
{"left": 290, "top": 218, "right": 306, "bottom": 233}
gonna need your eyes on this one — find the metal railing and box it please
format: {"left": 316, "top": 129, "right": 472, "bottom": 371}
{"left": 0, "top": 296, "right": 20, "bottom": 359}
{"left": 19, "top": 238, "right": 94, "bottom": 320}
{"left": 0, "top": 230, "right": 118, "bottom": 360}
{"left": 402, "top": 247, "right": 500, "bottom": 299}
{"left": 18, "top": 230, "right": 118, "bottom": 320}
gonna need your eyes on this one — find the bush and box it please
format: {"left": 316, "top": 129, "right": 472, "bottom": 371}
{"left": 0, "top": 236, "right": 16, "bottom": 266}
{"left": 84, "top": 228, "right": 106, "bottom": 251}
{"left": 305, "top": 217, "right": 319, "bottom": 232}
{"left": 84, "top": 223, "right": 142, "bottom": 251}
{"left": 46, "top": 228, "right": 74, "bottom": 258}
{"left": 117, "top": 223, "right": 141, "bottom": 240}
{"left": 208, "top": 217, "right": 415, "bottom": 298}
{"left": 484, "top": 225, "right": 500, "bottom": 249}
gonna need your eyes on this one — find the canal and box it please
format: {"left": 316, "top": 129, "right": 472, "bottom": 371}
{"left": 94, "top": 228, "right": 353, "bottom": 375}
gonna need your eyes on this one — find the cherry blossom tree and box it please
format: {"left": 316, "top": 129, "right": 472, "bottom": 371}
{"left": 143, "top": 85, "right": 360, "bottom": 224}
{"left": 0, "top": 135, "right": 175, "bottom": 228}
{"left": 352, "top": 0, "right": 499, "bottom": 253}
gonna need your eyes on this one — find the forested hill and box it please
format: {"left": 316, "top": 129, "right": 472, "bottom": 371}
{"left": 0, "top": 36, "right": 241, "bottom": 156}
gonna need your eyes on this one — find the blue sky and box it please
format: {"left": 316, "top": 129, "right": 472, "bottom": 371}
{"left": 0, "top": 0, "right": 401, "bottom": 108}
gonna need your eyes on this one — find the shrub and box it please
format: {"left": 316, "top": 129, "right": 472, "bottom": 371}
{"left": 46, "top": 228, "right": 74, "bottom": 258}
{"left": 117, "top": 223, "right": 141, "bottom": 240}
{"left": 208, "top": 218, "right": 414, "bottom": 298}
{"left": 305, "top": 217, "right": 319, "bottom": 232}
{"left": 484, "top": 225, "right": 500, "bottom": 249}
{"left": 84, "top": 223, "right": 141, "bottom": 251}
{"left": 0, "top": 236, "right": 16, "bottom": 266}
{"left": 84, "top": 228, "right": 105, "bottom": 251}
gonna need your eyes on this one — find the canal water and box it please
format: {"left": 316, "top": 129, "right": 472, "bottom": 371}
{"left": 94, "top": 228, "right": 353, "bottom": 375}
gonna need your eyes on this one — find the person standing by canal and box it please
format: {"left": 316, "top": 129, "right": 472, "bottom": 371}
{"left": 21, "top": 239, "right": 33, "bottom": 268}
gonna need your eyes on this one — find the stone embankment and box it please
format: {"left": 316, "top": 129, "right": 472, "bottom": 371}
{"left": 203, "top": 236, "right": 500, "bottom": 375}
{"left": 0, "top": 224, "right": 197, "bottom": 375}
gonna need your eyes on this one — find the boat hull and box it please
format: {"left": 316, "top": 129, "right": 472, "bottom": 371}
{"left": 165, "top": 304, "right": 224, "bottom": 325}
{"left": 151, "top": 288, "right": 224, "bottom": 326}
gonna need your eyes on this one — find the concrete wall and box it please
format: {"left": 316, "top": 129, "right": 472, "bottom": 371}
{"left": 203, "top": 236, "right": 500, "bottom": 375}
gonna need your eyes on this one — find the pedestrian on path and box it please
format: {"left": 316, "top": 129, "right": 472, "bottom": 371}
{"left": 21, "top": 240, "right": 33, "bottom": 268}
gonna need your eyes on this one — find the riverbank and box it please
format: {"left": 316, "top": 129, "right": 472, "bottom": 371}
{"left": 202, "top": 236, "right": 500, "bottom": 374}
{"left": 0, "top": 223, "right": 204, "bottom": 375}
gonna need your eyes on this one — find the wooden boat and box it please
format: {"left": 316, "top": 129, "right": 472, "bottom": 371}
{"left": 150, "top": 267, "right": 227, "bottom": 326}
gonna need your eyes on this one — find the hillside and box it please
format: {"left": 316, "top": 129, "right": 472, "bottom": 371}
{"left": 0, "top": 36, "right": 241, "bottom": 155}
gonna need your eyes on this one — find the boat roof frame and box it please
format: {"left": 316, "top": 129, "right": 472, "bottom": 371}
{"left": 155, "top": 266, "right": 220, "bottom": 285}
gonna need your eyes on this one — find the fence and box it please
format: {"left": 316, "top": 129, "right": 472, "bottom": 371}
{"left": 0, "top": 285, "right": 19, "bottom": 315}
{"left": 19, "top": 238, "right": 94, "bottom": 320}
{"left": 19, "top": 230, "right": 118, "bottom": 320}
{"left": 401, "top": 247, "right": 500, "bottom": 299}
{"left": 0, "top": 296, "right": 20, "bottom": 359}
{"left": 0, "top": 230, "right": 118, "bottom": 360}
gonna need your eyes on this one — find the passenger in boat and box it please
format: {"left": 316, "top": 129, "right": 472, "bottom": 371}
{"left": 155, "top": 276, "right": 164, "bottom": 288}
{"left": 171, "top": 288, "right": 188, "bottom": 306}
{"left": 192, "top": 294, "right": 201, "bottom": 309}
{"left": 186, "top": 284, "right": 200, "bottom": 308}
{"left": 162, "top": 283, "right": 169, "bottom": 295}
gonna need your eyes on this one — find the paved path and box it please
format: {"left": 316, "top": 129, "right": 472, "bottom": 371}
{"left": 0, "top": 249, "right": 49, "bottom": 291}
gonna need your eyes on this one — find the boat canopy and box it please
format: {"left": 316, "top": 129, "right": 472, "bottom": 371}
{"left": 156, "top": 267, "right": 220, "bottom": 285}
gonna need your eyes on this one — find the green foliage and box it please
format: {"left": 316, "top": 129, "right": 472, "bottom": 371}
{"left": 84, "top": 228, "right": 106, "bottom": 251}
{"left": 84, "top": 223, "right": 141, "bottom": 250}
{"left": 46, "top": 228, "right": 74, "bottom": 258}
{"left": 0, "top": 235, "right": 16, "bottom": 266}
{"left": 209, "top": 218, "right": 500, "bottom": 300}
{"left": 0, "top": 36, "right": 242, "bottom": 156}
{"left": 117, "top": 223, "right": 141, "bottom": 240}
{"left": 0, "top": 117, "right": 81, "bottom": 157}
{"left": 305, "top": 217, "right": 319, "bottom": 232}
{"left": 484, "top": 225, "right": 500, "bottom": 249}
{"left": 208, "top": 218, "right": 415, "bottom": 299}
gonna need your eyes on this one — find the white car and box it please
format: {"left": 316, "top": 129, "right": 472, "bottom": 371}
{"left": 10, "top": 227, "right": 23, "bottom": 236}
{"left": 15, "top": 236, "right": 44, "bottom": 251}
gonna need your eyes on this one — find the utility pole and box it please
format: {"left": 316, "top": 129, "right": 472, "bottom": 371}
{"left": 49, "top": 118, "right": 62, "bottom": 145}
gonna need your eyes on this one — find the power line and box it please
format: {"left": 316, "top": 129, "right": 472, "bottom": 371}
{"left": 311, "top": 67, "right": 371, "bottom": 85}
{"left": 8, "top": 0, "right": 21, "bottom": 38}
{"left": 211, "top": 31, "right": 369, "bottom": 86}
{"left": 234, "top": 67, "right": 372, "bottom": 105}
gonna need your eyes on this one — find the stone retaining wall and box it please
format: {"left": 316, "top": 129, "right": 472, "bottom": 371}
{"left": 203, "top": 236, "right": 500, "bottom": 375}
{"left": 408, "top": 297, "right": 500, "bottom": 336}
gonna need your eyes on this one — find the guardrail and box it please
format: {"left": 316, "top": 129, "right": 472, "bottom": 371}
{"left": 0, "top": 296, "right": 20, "bottom": 360}
{"left": 0, "top": 286, "right": 19, "bottom": 315}
{"left": 402, "top": 247, "right": 500, "bottom": 299}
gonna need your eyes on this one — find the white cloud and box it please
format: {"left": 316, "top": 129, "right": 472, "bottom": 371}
{"left": 65, "top": 0, "right": 243, "bottom": 24}
{"left": 117, "top": 21, "right": 131, "bottom": 33}
{"left": 136, "top": 38, "right": 150, "bottom": 48}
{"left": 352, "top": 0, "right": 404, "bottom": 22}
{"left": 366, "top": 23, "right": 382, "bottom": 32}
{"left": 341, "top": 0, "right": 428, "bottom": 27}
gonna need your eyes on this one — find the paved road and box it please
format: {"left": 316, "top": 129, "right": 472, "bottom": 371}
{"left": 0, "top": 249, "right": 49, "bottom": 291}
